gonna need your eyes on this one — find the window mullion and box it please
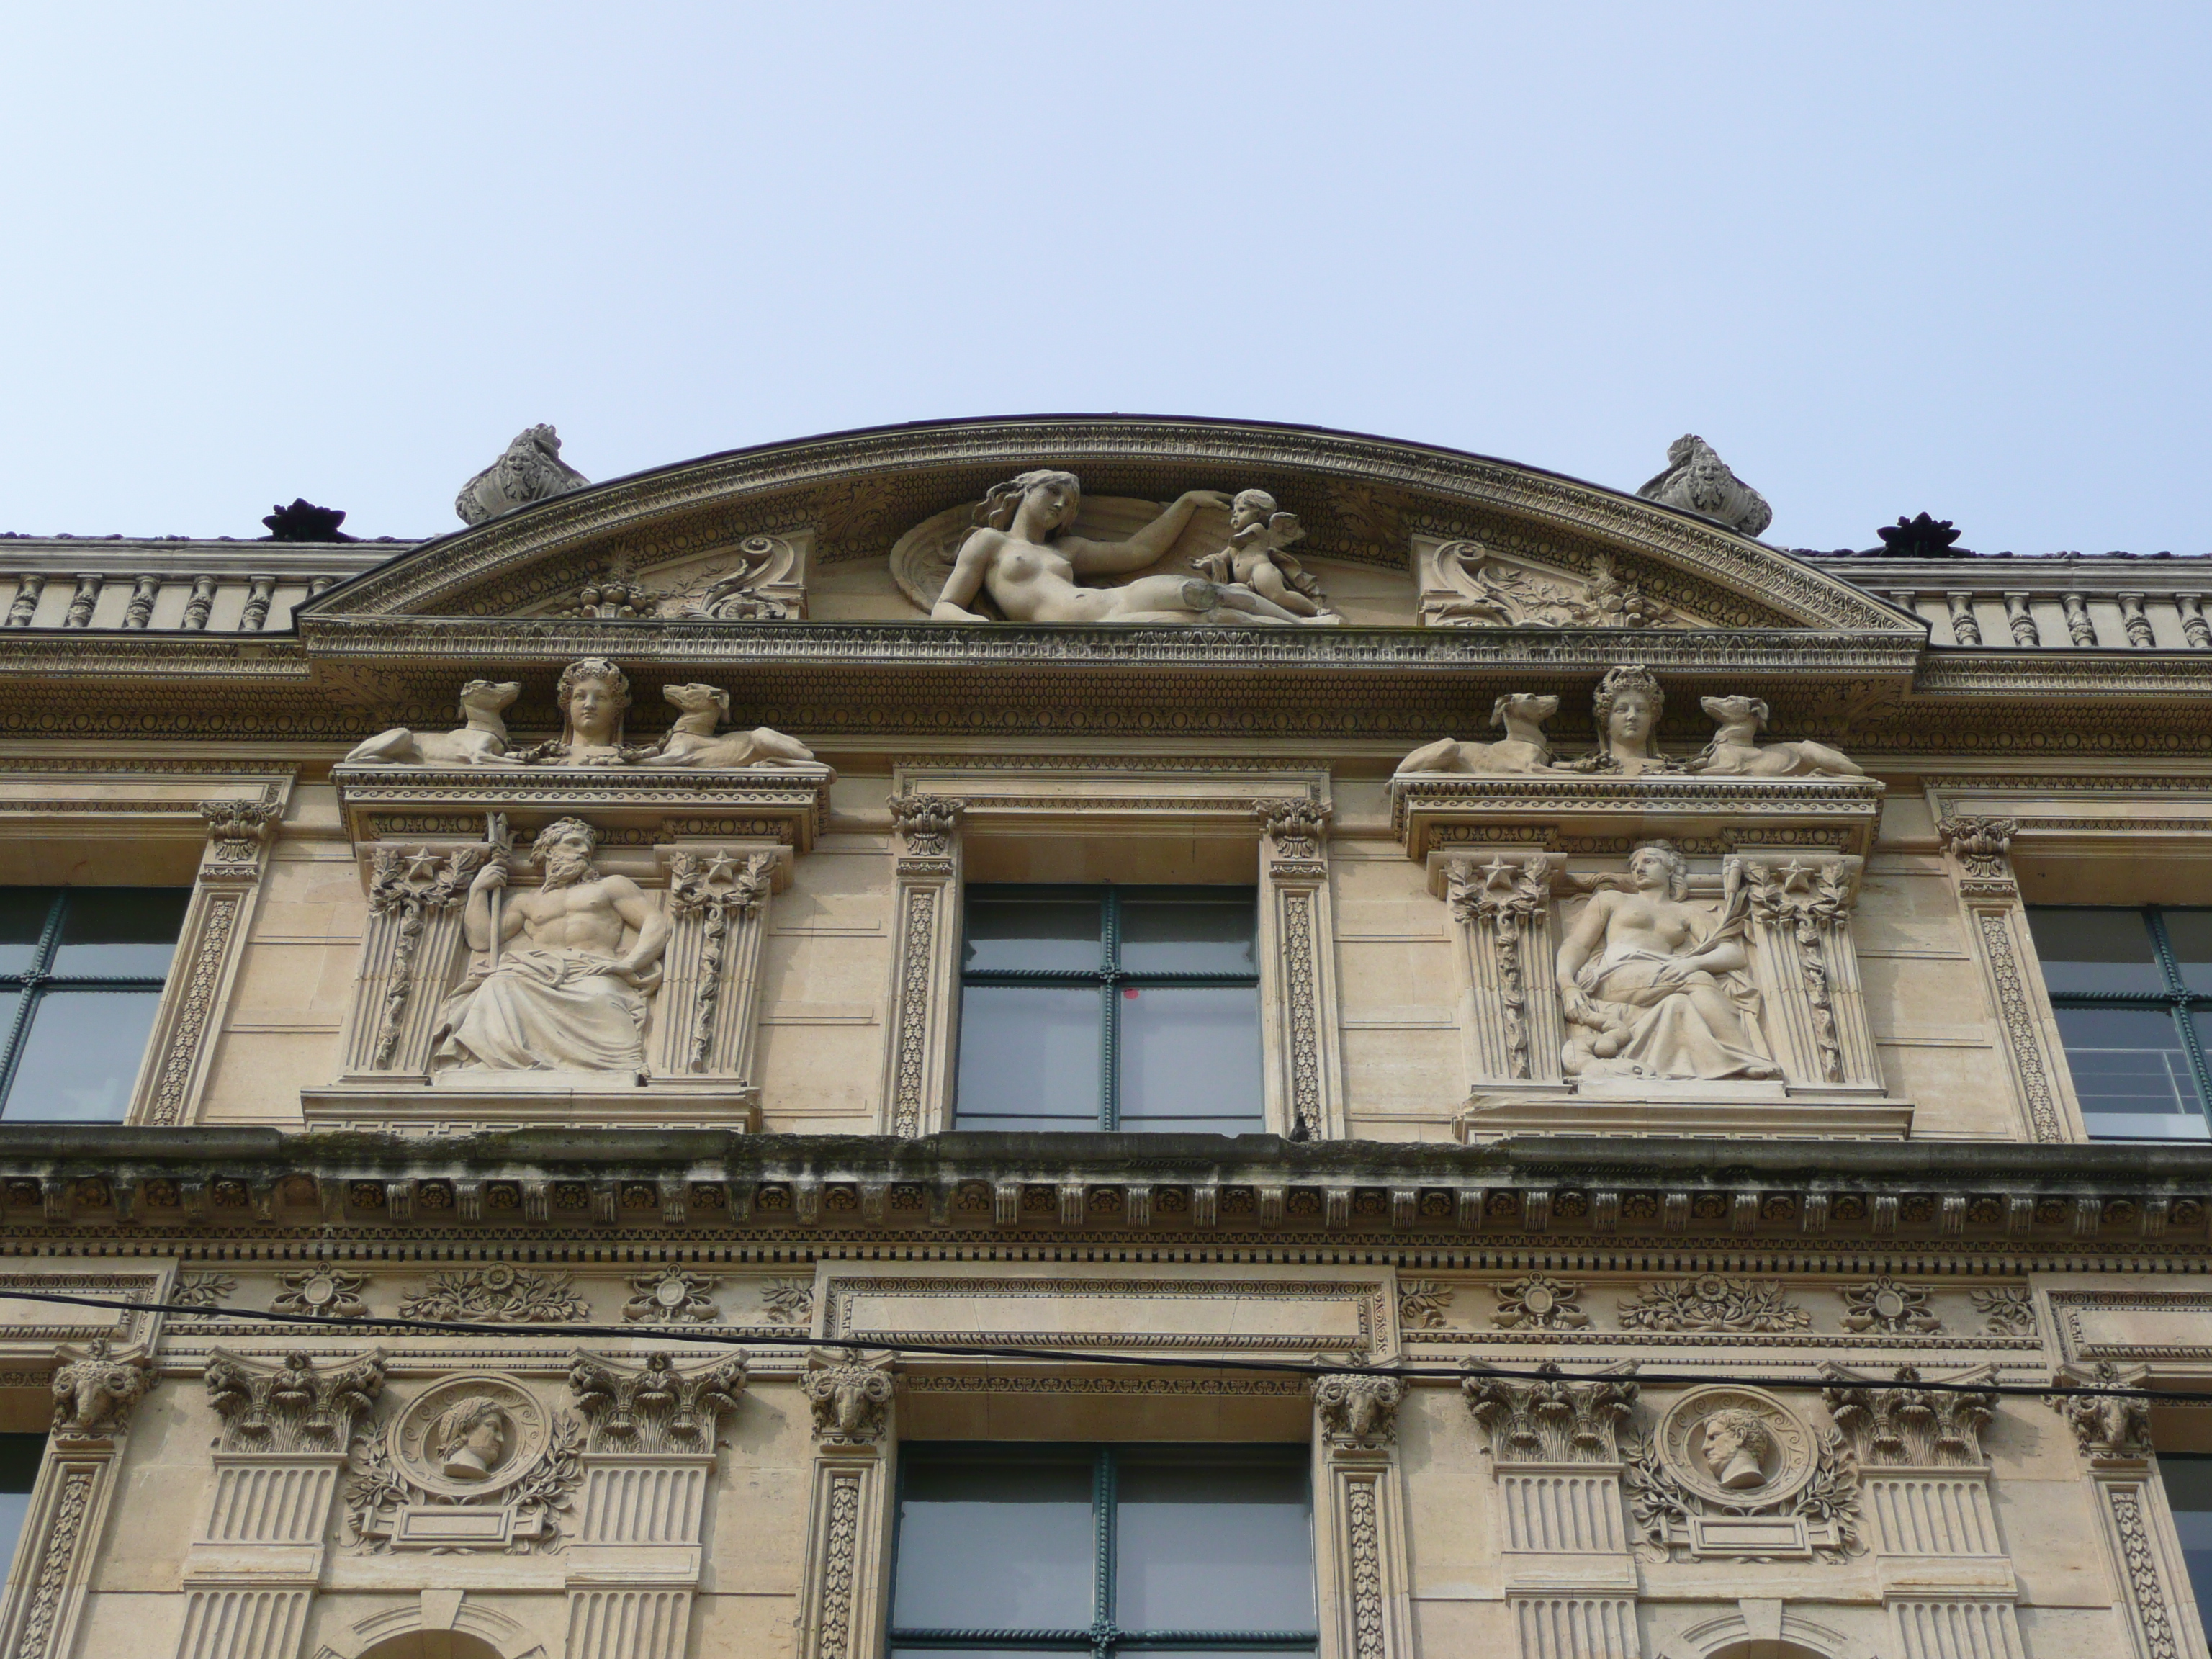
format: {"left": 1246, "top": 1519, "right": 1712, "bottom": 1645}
{"left": 1102, "top": 889, "right": 1120, "bottom": 1132}
{"left": 31, "top": 893, "right": 64, "bottom": 977}
{"left": 0, "top": 984, "right": 37, "bottom": 1114}
{"left": 1094, "top": 1447, "right": 1117, "bottom": 1656}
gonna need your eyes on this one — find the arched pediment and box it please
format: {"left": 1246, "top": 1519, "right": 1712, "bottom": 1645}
{"left": 304, "top": 415, "right": 1914, "bottom": 636}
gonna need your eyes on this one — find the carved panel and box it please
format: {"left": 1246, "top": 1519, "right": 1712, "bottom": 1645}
{"left": 1258, "top": 799, "right": 1345, "bottom": 1139}
{"left": 881, "top": 796, "right": 963, "bottom": 1137}
{"left": 1444, "top": 852, "right": 1562, "bottom": 1087}
{"left": 655, "top": 845, "right": 781, "bottom": 1087}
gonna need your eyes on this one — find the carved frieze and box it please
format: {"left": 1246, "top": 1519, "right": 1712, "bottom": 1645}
{"left": 1491, "top": 1274, "right": 1588, "bottom": 1331}
{"left": 624, "top": 1267, "right": 720, "bottom": 1324}
{"left": 271, "top": 1266, "right": 370, "bottom": 1318}
{"left": 398, "top": 1264, "right": 590, "bottom": 1324}
{"left": 1418, "top": 542, "right": 1683, "bottom": 629}
{"left": 1838, "top": 1278, "right": 1943, "bottom": 1335}
{"left": 1618, "top": 1275, "right": 1810, "bottom": 1333}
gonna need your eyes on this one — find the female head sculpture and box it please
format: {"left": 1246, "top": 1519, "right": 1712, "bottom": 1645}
{"left": 973, "top": 471, "right": 1082, "bottom": 535}
{"left": 556, "top": 657, "right": 631, "bottom": 749}
{"left": 1625, "top": 839, "right": 1691, "bottom": 901}
{"left": 1591, "top": 665, "right": 1665, "bottom": 766}
{"left": 433, "top": 1395, "right": 511, "bottom": 1482}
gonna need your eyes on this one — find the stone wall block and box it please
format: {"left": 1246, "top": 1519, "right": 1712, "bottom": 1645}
{"left": 1889, "top": 1597, "right": 2026, "bottom": 1659}
{"left": 172, "top": 1589, "right": 313, "bottom": 1659}
{"left": 562, "top": 1588, "right": 692, "bottom": 1659}
{"left": 1512, "top": 1594, "right": 1640, "bottom": 1659}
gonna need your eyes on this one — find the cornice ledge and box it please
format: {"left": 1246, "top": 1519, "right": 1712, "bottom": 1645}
{"left": 294, "top": 615, "right": 1925, "bottom": 678}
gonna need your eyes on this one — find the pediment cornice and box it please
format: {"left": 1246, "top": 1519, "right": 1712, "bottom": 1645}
{"left": 302, "top": 415, "right": 1914, "bottom": 634}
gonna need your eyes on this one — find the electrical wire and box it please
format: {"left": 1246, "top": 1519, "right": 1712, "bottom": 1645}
{"left": 0, "top": 1285, "right": 2183, "bottom": 1404}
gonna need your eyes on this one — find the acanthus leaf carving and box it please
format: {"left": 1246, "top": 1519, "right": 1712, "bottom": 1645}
{"left": 666, "top": 848, "right": 776, "bottom": 1073}
{"left": 1821, "top": 1365, "right": 1992, "bottom": 1467}
{"left": 204, "top": 1348, "right": 387, "bottom": 1454}
{"left": 888, "top": 793, "right": 963, "bottom": 858}
{"left": 1425, "top": 544, "right": 1681, "bottom": 629}
{"left": 1254, "top": 796, "right": 1332, "bottom": 860}
{"left": 568, "top": 1349, "right": 746, "bottom": 1453}
{"left": 1969, "top": 1285, "right": 2036, "bottom": 1336}
{"left": 1936, "top": 814, "right": 2018, "bottom": 881}
{"left": 1462, "top": 1364, "right": 1638, "bottom": 1464}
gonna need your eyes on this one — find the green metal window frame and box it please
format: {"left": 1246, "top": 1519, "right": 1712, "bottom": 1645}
{"left": 887, "top": 1443, "right": 1320, "bottom": 1656}
{"left": 2031, "top": 904, "right": 2212, "bottom": 1139}
{"left": 0, "top": 889, "right": 182, "bottom": 1121}
{"left": 958, "top": 884, "right": 1261, "bottom": 1131}
{"left": 2157, "top": 1449, "right": 2212, "bottom": 1644}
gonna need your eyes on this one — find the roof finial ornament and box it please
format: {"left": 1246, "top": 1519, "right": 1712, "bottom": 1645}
{"left": 1637, "top": 435, "right": 1773, "bottom": 539}
{"left": 455, "top": 425, "right": 590, "bottom": 526}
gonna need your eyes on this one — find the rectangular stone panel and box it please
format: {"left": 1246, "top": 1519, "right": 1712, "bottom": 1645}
{"left": 821, "top": 1262, "right": 1397, "bottom": 1359}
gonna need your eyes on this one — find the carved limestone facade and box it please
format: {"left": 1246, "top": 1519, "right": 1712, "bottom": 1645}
{"left": 0, "top": 414, "right": 2197, "bottom": 1659}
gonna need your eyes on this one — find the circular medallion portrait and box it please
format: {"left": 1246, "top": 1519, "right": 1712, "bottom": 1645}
{"left": 390, "top": 1375, "right": 548, "bottom": 1500}
{"left": 1655, "top": 1386, "right": 1815, "bottom": 1509}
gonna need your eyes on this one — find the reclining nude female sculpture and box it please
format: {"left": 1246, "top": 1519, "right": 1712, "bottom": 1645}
{"left": 929, "top": 471, "right": 1332, "bottom": 625}
{"left": 1554, "top": 840, "right": 1779, "bottom": 1082}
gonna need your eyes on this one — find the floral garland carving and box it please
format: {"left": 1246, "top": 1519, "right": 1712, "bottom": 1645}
{"left": 1345, "top": 1478, "right": 1386, "bottom": 1659}
{"left": 398, "top": 1264, "right": 588, "bottom": 1323}
{"left": 145, "top": 891, "right": 239, "bottom": 1125}
{"left": 16, "top": 1468, "right": 93, "bottom": 1659}
{"left": 1618, "top": 1274, "right": 1810, "bottom": 1333}
{"left": 1969, "top": 1285, "right": 2036, "bottom": 1336}
{"left": 2109, "top": 1487, "right": 2184, "bottom": 1659}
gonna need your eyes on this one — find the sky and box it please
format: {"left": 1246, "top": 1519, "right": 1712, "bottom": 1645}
{"left": 3, "top": 4, "right": 2208, "bottom": 554}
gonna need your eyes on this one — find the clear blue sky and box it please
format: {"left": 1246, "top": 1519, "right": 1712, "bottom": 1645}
{"left": 4, "top": 4, "right": 2207, "bottom": 552}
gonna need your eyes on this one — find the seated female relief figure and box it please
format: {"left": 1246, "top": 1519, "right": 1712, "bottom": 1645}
{"left": 930, "top": 470, "right": 1335, "bottom": 626}
{"left": 1554, "top": 840, "right": 1779, "bottom": 1082}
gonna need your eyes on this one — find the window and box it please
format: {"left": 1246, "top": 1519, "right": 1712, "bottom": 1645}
{"left": 956, "top": 886, "right": 1263, "bottom": 1133}
{"left": 2026, "top": 907, "right": 2212, "bottom": 1140}
{"left": 889, "top": 1443, "right": 1316, "bottom": 1656}
{"left": 2162, "top": 1453, "right": 2212, "bottom": 1640}
{"left": 0, "top": 888, "right": 189, "bottom": 1122}
{"left": 0, "top": 1436, "right": 41, "bottom": 1577}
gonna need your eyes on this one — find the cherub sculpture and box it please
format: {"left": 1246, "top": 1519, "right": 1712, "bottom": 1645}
{"left": 1190, "top": 490, "right": 1334, "bottom": 619}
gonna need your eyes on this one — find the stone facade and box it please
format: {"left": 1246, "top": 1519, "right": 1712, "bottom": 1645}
{"left": 0, "top": 414, "right": 2203, "bottom": 1659}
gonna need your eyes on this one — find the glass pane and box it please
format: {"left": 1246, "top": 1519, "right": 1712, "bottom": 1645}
{"left": 964, "top": 891, "right": 1103, "bottom": 974}
{"left": 892, "top": 1652, "right": 1083, "bottom": 1658}
{"left": 1115, "top": 1449, "right": 1314, "bottom": 1634}
{"left": 2053, "top": 1006, "right": 2207, "bottom": 1140}
{"left": 1119, "top": 889, "right": 1258, "bottom": 975}
{"left": 2160, "top": 1454, "right": 2212, "bottom": 1645}
{"left": 0, "top": 891, "right": 55, "bottom": 977}
{"left": 50, "top": 889, "right": 189, "bottom": 978}
{"left": 4, "top": 992, "right": 161, "bottom": 1121}
{"left": 956, "top": 986, "right": 1103, "bottom": 1130}
{"left": 2026, "top": 908, "right": 2167, "bottom": 996}
{"left": 0, "top": 1436, "right": 41, "bottom": 1583}
{"left": 1118, "top": 986, "right": 1263, "bottom": 1133}
{"left": 2162, "top": 911, "right": 2212, "bottom": 996}
{"left": 892, "top": 1449, "right": 1096, "bottom": 1632}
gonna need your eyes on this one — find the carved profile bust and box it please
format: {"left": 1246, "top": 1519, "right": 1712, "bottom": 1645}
{"left": 433, "top": 1395, "right": 511, "bottom": 1482}
{"left": 1699, "top": 1408, "right": 1776, "bottom": 1490}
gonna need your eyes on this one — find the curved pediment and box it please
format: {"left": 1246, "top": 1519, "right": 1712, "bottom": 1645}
{"left": 305, "top": 416, "right": 1914, "bottom": 636}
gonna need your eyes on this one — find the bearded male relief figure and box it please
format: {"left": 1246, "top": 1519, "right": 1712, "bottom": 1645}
{"left": 431, "top": 817, "right": 670, "bottom": 1076}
